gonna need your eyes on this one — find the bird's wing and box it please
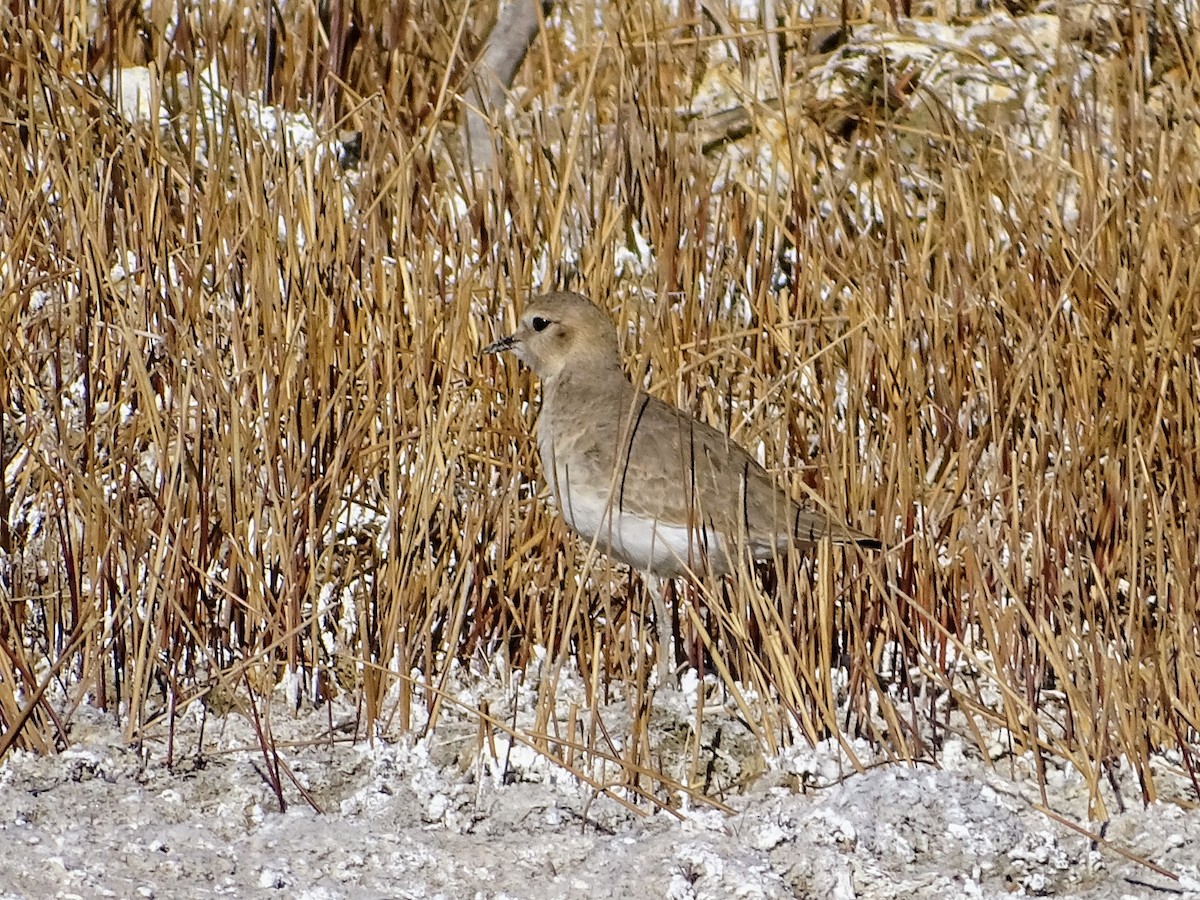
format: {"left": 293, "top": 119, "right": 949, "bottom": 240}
{"left": 613, "top": 394, "right": 878, "bottom": 551}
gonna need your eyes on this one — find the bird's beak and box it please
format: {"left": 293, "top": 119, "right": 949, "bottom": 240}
{"left": 482, "top": 333, "right": 517, "bottom": 356}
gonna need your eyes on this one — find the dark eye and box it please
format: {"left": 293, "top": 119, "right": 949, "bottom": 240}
{"left": 531, "top": 316, "right": 551, "bottom": 333}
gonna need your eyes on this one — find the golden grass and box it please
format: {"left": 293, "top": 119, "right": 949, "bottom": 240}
{"left": 2, "top": 0, "right": 1198, "bottom": 813}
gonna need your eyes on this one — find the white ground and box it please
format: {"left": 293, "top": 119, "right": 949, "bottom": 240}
{"left": 2, "top": 687, "right": 1197, "bottom": 900}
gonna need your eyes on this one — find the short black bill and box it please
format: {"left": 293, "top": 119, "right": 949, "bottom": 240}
{"left": 482, "top": 334, "right": 517, "bottom": 355}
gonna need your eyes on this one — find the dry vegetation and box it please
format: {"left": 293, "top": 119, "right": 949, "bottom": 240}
{"left": 1, "top": 0, "right": 1198, "bottom": 816}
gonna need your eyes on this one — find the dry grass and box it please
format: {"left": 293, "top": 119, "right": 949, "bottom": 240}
{"left": 2, "top": 0, "right": 1198, "bottom": 814}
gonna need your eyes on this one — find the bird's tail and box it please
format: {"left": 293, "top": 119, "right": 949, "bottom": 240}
{"left": 791, "top": 508, "right": 883, "bottom": 550}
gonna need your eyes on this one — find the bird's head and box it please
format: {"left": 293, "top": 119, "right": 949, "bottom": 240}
{"left": 483, "top": 291, "right": 622, "bottom": 381}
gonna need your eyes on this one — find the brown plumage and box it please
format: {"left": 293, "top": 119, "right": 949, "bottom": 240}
{"left": 485, "top": 291, "right": 881, "bottom": 577}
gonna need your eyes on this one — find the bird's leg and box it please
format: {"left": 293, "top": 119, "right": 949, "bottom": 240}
{"left": 645, "top": 574, "right": 679, "bottom": 687}
{"left": 682, "top": 578, "right": 703, "bottom": 673}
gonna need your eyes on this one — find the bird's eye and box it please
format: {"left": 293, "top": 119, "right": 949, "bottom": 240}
{"left": 531, "top": 316, "right": 551, "bottom": 333}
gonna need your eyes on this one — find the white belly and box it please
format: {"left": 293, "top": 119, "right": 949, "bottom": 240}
{"left": 551, "top": 478, "right": 733, "bottom": 577}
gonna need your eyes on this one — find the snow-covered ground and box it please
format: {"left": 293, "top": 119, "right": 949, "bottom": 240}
{"left": 3, "top": 688, "right": 1197, "bottom": 899}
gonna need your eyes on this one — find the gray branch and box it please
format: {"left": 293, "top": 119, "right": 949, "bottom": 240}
{"left": 463, "top": 0, "right": 554, "bottom": 172}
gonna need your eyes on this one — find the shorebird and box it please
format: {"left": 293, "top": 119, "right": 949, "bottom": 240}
{"left": 484, "top": 291, "right": 880, "bottom": 579}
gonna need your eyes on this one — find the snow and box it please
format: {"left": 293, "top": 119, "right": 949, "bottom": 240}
{"left": 2, "top": 688, "right": 1197, "bottom": 899}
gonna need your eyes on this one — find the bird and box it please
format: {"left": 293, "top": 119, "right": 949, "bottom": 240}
{"left": 483, "top": 291, "right": 881, "bottom": 579}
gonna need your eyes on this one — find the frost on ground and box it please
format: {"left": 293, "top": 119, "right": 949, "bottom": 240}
{"left": 1, "top": 689, "right": 1197, "bottom": 900}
